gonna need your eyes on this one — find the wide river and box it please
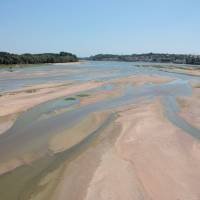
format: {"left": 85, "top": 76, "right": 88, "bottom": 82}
{"left": 0, "top": 61, "right": 199, "bottom": 200}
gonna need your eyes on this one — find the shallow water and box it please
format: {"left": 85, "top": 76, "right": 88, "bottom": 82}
{"left": 162, "top": 96, "right": 200, "bottom": 139}
{"left": 0, "top": 61, "right": 199, "bottom": 92}
{"left": 0, "top": 79, "right": 197, "bottom": 166}
{"left": 0, "top": 61, "right": 199, "bottom": 200}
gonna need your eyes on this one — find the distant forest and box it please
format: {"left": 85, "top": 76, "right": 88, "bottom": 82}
{"left": 0, "top": 52, "right": 78, "bottom": 65}
{"left": 89, "top": 53, "right": 200, "bottom": 65}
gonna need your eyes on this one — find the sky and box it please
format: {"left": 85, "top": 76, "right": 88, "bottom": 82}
{"left": 0, "top": 0, "right": 200, "bottom": 57}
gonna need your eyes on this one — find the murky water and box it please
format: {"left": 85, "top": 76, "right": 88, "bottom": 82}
{"left": 0, "top": 61, "right": 199, "bottom": 200}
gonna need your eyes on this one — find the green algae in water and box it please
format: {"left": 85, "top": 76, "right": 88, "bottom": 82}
{"left": 65, "top": 97, "right": 76, "bottom": 101}
{"left": 76, "top": 93, "right": 90, "bottom": 97}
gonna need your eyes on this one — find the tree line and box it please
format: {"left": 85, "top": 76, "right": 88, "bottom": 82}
{"left": 89, "top": 53, "right": 200, "bottom": 65}
{"left": 0, "top": 52, "right": 78, "bottom": 65}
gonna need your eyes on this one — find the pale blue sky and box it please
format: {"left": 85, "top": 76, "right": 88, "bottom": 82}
{"left": 0, "top": 0, "right": 200, "bottom": 56}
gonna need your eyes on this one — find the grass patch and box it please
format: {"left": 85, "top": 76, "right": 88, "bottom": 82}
{"left": 76, "top": 93, "right": 90, "bottom": 97}
{"left": 65, "top": 97, "right": 76, "bottom": 101}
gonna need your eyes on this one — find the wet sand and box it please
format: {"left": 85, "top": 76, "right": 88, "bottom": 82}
{"left": 49, "top": 111, "right": 111, "bottom": 153}
{"left": 30, "top": 112, "right": 120, "bottom": 200}
{"left": 107, "top": 74, "right": 174, "bottom": 85}
{"left": 177, "top": 81, "right": 200, "bottom": 129}
{"left": 0, "top": 80, "right": 104, "bottom": 135}
{"left": 0, "top": 74, "right": 173, "bottom": 135}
